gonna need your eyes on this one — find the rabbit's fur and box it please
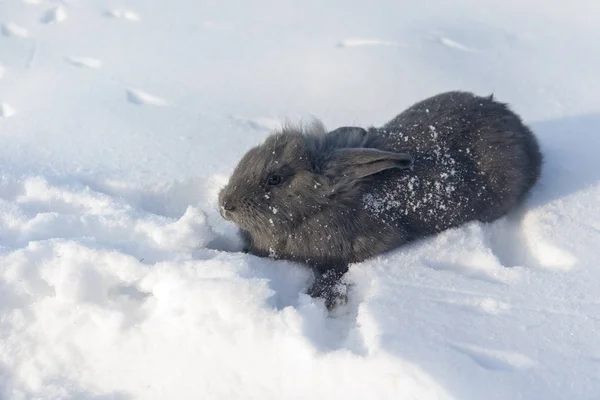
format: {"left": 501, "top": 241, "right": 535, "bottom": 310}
{"left": 219, "top": 91, "right": 542, "bottom": 308}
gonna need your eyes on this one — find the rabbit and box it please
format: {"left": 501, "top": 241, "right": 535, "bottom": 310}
{"left": 219, "top": 91, "right": 542, "bottom": 309}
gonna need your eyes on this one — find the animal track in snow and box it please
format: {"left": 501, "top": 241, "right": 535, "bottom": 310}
{"left": 65, "top": 56, "right": 102, "bottom": 69}
{"left": 438, "top": 37, "right": 475, "bottom": 52}
{"left": 450, "top": 342, "right": 535, "bottom": 371}
{"left": 1, "top": 22, "right": 29, "bottom": 38}
{"left": 105, "top": 9, "right": 141, "bottom": 22}
{"left": 0, "top": 103, "right": 16, "bottom": 119}
{"left": 41, "top": 6, "right": 67, "bottom": 24}
{"left": 126, "top": 88, "right": 168, "bottom": 107}
{"left": 336, "top": 39, "right": 401, "bottom": 48}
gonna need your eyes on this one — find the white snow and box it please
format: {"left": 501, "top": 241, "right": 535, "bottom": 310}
{"left": 0, "top": 102, "right": 16, "bottom": 119}
{"left": 1, "top": 0, "right": 600, "bottom": 399}
{"left": 105, "top": 9, "right": 142, "bottom": 22}
{"left": 65, "top": 56, "right": 103, "bottom": 70}
{"left": 336, "top": 39, "right": 402, "bottom": 48}
{"left": 438, "top": 37, "right": 475, "bottom": 53}
{"left": 125, "top": 88, "right": 169, "bottom": 107}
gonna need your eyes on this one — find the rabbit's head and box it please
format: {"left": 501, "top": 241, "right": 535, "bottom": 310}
{"left": 219, "top": 124, "right": 412, "bottom": 239}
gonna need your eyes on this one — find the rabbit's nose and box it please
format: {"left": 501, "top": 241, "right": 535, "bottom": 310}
{"left": 222, "top": 202, "right": 236, "bottom": 212}
{"left": 220, "top": 202, "right": 236, "bottom": 220}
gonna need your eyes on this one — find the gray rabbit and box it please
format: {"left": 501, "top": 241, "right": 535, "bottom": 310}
{"left": 219, "top": 91, "right": 542, "bottom": 308}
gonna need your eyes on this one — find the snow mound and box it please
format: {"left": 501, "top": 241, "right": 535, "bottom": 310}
{"left": 0, "top": 174, "right": 451, "bottom": 399}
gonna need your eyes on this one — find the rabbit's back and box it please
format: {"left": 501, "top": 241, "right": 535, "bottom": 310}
{"left": 363, "top": 91, "right": 542, "bottom": 239}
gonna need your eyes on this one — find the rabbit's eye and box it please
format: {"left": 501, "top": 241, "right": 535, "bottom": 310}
{"left": 267, "top": 174, "right": 284, "bottom": 186}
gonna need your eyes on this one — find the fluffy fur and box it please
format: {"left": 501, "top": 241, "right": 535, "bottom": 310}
{"left": 219, "top": 91, "right": 543, "bottom": 308}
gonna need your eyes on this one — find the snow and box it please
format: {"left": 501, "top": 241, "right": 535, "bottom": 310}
{"left": 1, "top": 0, "right": 600, "bottom": 399}
{"left": 40, "top": 6, "right": 67, "bottom": 25}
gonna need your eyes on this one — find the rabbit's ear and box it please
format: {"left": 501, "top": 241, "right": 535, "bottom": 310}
{"left": 328, "top": 148, "right": 412, "bottom": 179}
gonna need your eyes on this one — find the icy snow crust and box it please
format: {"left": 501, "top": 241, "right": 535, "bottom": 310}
{"left": 1, "top": 0, "right": 600, "bottom": 399}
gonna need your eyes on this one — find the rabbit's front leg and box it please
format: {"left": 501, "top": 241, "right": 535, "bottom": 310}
{"left": 306, "top": 265, "right": 349, "bottom": 310}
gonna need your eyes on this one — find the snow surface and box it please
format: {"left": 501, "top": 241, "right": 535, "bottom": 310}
{"left": 1, "top": 0, "right": 600, "bottom": 399}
